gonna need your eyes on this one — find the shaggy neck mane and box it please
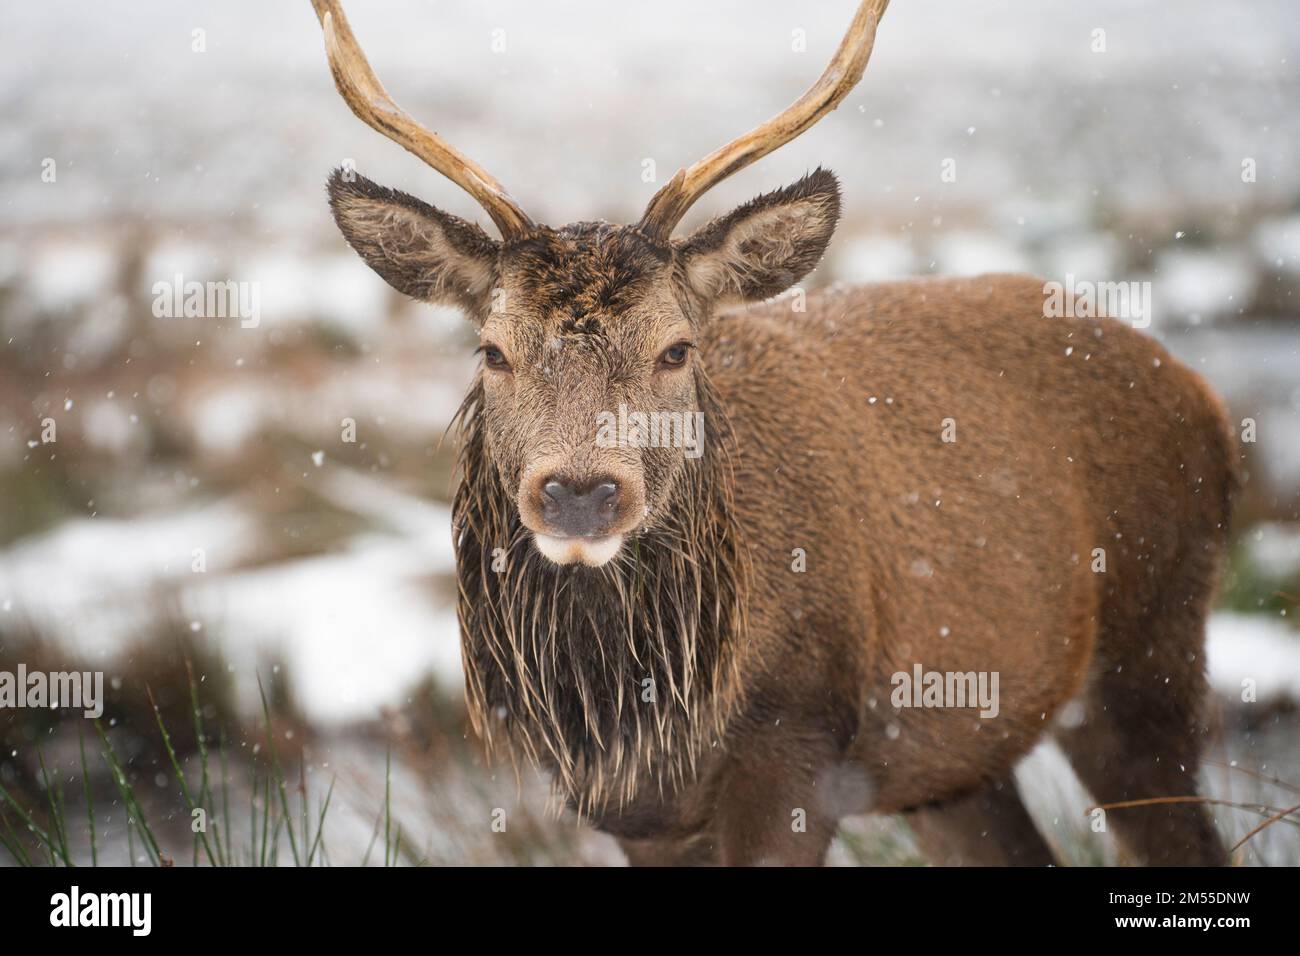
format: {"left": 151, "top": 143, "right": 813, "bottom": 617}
{"left": 451, "top": 371, "right": 748, "bottom": 816}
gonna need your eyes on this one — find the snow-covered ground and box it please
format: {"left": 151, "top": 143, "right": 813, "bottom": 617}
{"left": 3, "top": 467, "right": 1299, "bottom": 726}
{"left": 1, "top": 0, "right": 1298, "bottom": 865}
{"left": 0, "top": 470, "right": 463, "bottom": 724}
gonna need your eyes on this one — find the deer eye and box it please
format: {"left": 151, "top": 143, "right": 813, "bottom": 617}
{"left": 657, "top": 341, "right": 693, "bottom": 371}
{"left": 480, "top": 345, "right": 512, "bottom": 372}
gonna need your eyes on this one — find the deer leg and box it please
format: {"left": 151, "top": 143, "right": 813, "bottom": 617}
{"left": 618, "top": 834, "right": 718, "bottom": 866}
{"left": 1055, "top": 667, "right": 1226, "bottom": 865}
{"left": 1056, "top": 703, "right": 1225, "bottom": 865}
{"left": 903, "top": 775, "right": 1056, "bottom": 866}
{"left": 1055, "top": 582, "right": 1226, "bottom": 866}
{"left": 714, "top": 743, "right": 854, "bottom": 866}
{"left": 715, "top": 768, "right": 839, "bottom": 866}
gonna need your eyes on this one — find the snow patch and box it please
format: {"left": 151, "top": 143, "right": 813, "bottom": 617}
{"left": 1207, "top": 612, "right": 1300, "bottom": 705}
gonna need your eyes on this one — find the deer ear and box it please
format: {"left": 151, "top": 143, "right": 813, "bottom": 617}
{"left": 327, "top": 169, "right": 500, "bottom": 316}
{"left": 676, "top": 168, "right": 840, "bottom": 307}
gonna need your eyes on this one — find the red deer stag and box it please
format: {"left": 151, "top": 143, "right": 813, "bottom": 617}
{"left": 310, "top": 0, "right": 1236, "bottom": 866}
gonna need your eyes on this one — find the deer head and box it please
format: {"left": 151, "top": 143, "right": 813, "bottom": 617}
{"left": 311, "top": 0, "right": 889, "bottom": 568}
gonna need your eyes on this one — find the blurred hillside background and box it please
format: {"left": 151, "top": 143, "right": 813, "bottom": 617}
{"left": 1, "top": 0, "right": 1299, "bottom": 865}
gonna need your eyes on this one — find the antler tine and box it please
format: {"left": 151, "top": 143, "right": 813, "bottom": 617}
{"left": 309, "top": 0, "right": 535, "bottom": 239}
{"left": 638, "top": 0, "right": 889, "bottom": 242}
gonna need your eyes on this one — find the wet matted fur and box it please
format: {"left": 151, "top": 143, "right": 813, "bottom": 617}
{"left": 452, "top": 371, "right": 751, "bottom": 816}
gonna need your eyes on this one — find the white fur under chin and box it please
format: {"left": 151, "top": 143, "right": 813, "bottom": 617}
{"left": 533, "top": 533, "right": 624, "bottom": 567}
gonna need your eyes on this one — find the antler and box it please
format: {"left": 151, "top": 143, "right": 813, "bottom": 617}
{"left": 309, "top": 0, "right": 535, "bottom": 239}
{"left": 638, "top": 0, "right": 889, "bottom": 242}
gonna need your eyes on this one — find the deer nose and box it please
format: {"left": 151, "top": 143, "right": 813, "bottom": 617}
{"left": 539, "top": 475, "right": 620, "bottom": 538}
